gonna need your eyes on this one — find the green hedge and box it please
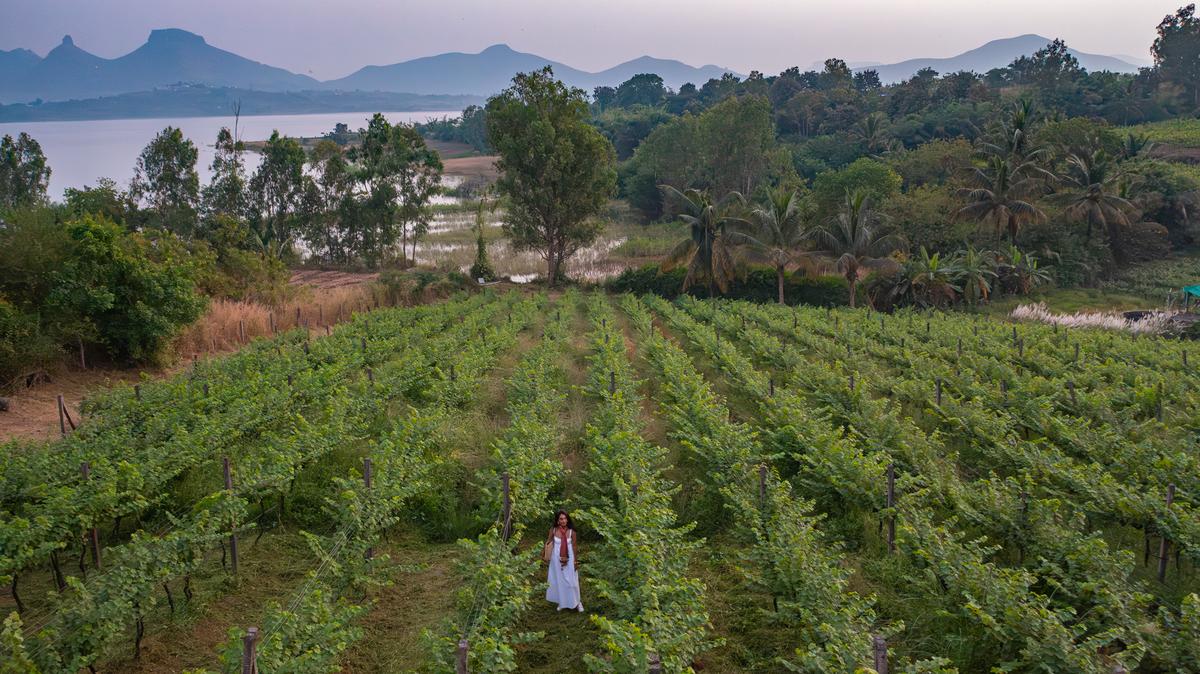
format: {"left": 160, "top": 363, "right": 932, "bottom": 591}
{"left": 607, "top": 264, "right": 855, "bottom": 307}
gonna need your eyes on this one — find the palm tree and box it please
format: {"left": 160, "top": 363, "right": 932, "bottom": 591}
{"left": 1057, "top": 149, "right": 1134, "bottom": 257}
{"left": 660, "top": 186, "right": 747, "bottom": 297}
{"left": 952, "top": 245, "right": 997, "bottom": 308}
{"left": 732, "top": 187, "right": 809, "bottom": 304}
{"left": 854, "top": 112, "right": 895, "bottom": 156}
{"left": 992, "top": 244, "right": 1052, "bottom": 295}
{"left": 809, "top": 190, "right": 904, "bottom": 308}
{"left": 979, "top": 98, "right": 1042, "bottom": 161}
{"left": 955, "top": 155, "right": 1050, "bottom": 243}
{"left": 907, "top": 247, "right": 961, "bottom": 308}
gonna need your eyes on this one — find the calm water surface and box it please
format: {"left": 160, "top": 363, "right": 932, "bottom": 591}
{"left": 0, "top": 111, "right": 459, "bottom": 200}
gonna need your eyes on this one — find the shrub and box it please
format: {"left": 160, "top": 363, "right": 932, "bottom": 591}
{"left": 47, "top": 216, "right": 208, "bottom": 362}
{"left": 0, "top": 299, "right": 60, "bottom": 389}
{"left": 607, "top": 264, "right": 853, "bottom": 306}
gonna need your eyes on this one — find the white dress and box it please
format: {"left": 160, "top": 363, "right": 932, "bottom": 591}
{"left": 546, "top": 530, "right": 583, "bottom": 611}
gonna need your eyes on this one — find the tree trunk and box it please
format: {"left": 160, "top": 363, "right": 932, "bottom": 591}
{"left": 848, "top": 274, "right": 857, "bottom": 308}
{"left": 777, "top": 267, "right": 785, "bottom": 305}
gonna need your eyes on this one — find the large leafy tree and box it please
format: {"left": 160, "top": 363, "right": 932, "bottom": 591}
{"left": 660, "top": 186, "right": 747, "bottom": 297}
{"left": 810, "top": 190, "right": 903, "bottom": 308}
{"left": 614, "top": 73, "right": 668, "bottom": 108}
{"left": 0, "top": 132, "right": 51, "bottom": 209}
{"left": 305, "top": 139, "right": 357, "bottom": 265}
{"left": 736, "top": 187, "right": 809, "bottom": 304}
{"left": 130, "top": 126, "right": 200, "bottom": 235}
{"left": 487, "top": 67, "right": 617, "bottom": 284}
{"left": 247, "top": 131, "right": 309, "bottom": 259}
{"left": 955, "top": 155, "right": 1050, "bottom": 243}
{"left": 1153, "top": 4, "right": 1200, "bottom": 108}
{"left": 201, "top": 127, "right": 246, "bottom": 224}
{"left": 352, "top": 113, "right": 442, "bottom": 267}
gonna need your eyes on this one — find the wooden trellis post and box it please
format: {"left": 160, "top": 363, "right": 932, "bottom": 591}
{"left": 224, "top": 457, "right": 239, "bottom": 575}
{"left": 759, "top": 464, "right": 768, "bottom": 512}
{"left": 456, "top": 639, "right": 469, "bottom": 674}
{"left": 501, "top": 472, "right": 512, "bottom": 542}
{"left": 886, "top": 464, "right": 896, "bottom": 554}
{"left": 241, "top": 627, "right": 258, "bottom": 674}
{"left": 872, "top": 635, "right": 888, "bottom": 674}
{"left": 1158, "top": 483, "right": 1175, "bottom": 582}
{"left": 364, "top": 458, "right": 374, "bottom": 559}
{"left": 82, "top": 462, "right": 101, "bottom": 570}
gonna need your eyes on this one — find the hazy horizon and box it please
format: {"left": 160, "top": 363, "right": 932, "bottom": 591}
{"left": 1, "top": 0, "right": 1178, "bottom": 80}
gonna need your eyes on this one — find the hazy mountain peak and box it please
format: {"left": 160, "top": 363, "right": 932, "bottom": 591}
{"left": 480, "top": 43, "right": 516, "bottom": 54}
{"left": 147, "top": 28, "right": 207, "bottom": 45}
{"left": 61, "top": 35, "right": 75, "bottom": 48}
{"left": 860, "top": 33, "right": 1140, "bottom": 83}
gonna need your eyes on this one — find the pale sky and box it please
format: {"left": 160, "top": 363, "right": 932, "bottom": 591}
{"left": 0, "top": 0, "right": 1178, "bottom": 79}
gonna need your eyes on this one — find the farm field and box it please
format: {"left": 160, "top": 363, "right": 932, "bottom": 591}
{"left": 2, "top": 289, "right": 1199, "bottom": 673}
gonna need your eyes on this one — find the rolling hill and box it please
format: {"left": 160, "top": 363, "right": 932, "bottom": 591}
{"left": 323, "top": 44, "right": 735, "bottom": 96}
{"left": 860, "top": 34, "right": 1142, "bottom": 83}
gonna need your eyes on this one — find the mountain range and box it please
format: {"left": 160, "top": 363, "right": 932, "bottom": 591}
{"left": 0, "top": 29, "right": 1147, "bottom": 116}
{"left": 859, "top": 34, "right": 1143, "bottom": 83}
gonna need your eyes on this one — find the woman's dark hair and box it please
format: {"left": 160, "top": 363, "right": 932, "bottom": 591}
{"left": 552, "top": 509, "right": 574, "bottom": 530}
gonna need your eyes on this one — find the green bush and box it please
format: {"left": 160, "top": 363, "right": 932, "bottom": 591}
{"left": 607, "top": 264, "right": 853, "bottom": 306}
{"left": 0, "top": 299, "right": 60, "bottom": 388}
{"left": 0, "top": 210, "right": 207, "bottom": 378}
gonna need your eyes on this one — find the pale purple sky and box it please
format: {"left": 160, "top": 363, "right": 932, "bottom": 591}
{"left": 1, "top": 0, "right": 1178, "bottom": 79}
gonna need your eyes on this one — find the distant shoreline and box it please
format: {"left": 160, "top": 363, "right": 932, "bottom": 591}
{"left": 0, "top": 86, "right": 480, "bottom": 124}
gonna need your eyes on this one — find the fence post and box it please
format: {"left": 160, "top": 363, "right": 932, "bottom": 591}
{"left": 957, "top": 337, "right": 962, "bottom": 358}
{"left": 848, "top": 373, "right": 856, "bottom": 391}
{"left": 451, "top": 364, "right": 457, "bottom": 382}
{"left": 239, "top": 320, "right": 246, "bottom": 344}
{"left": 501, "top": 472, "right": 512, "bottom": 542}
{"left": 364, "top": 458, "right": 374, "bottom": 559}
{"left": 886, "top": 464, "right": 896, "bottom": 554}
{"left": 241, "top": 627, "right": 258, "bottom": 674}
{"left": 224, "top": 457, "right": 239, "bottom": 575}
{"left": 872, "top": 635, "right": 888, "bottom": 674}
{"left": 295, "top": 306, "right": 301, "bottom": 327}
{"left": 269, "top": 312, "right": 276, "bottom": 334}
{"left": 935, "top": 378, "right": 942, "bottom": 406}
{"left": 609, "top": 371, "right": 616, "bottom": 394}
{"left": 759, "top": 464, "right": 768, "bottom": 512}
{"left": 57, "top": 394, "right": 67, "bottom": 437}
{"left": 134, "top": 384, "right": 141, "bottom": 400}
{"left": 1067, "top": 381, "right": 1077, "bottom": 407}
{"left": 456, "top": 638, "right": 469, "bottom": 674}
{"left": 1158, "top": 483, "right": 1176, "bottom": 582}
{"left": 318, "top": 304, "right": 324, "bottom": 326}
{"left": 82, "top": 462, "right": 102, "bottom": 570}
{"left": 768, "top": 377, "right": 774, "bottom": 397}
{"left": 1074, "top": 343, "right": 1080, "bottom": 362}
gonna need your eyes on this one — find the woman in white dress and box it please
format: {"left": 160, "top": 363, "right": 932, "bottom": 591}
{"left": 545, "top": 510, "right": 583, "bottom": 612}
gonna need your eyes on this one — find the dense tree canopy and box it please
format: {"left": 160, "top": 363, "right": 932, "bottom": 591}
{"left": 0, "top": 132, "right": 50, "bottom": 209}
{"left": 486, "top": 67, "right": 617, "bottom": 284}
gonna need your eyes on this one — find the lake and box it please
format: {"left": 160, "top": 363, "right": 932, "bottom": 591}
{"left": 0, "top": 111, "right": 460, "bottom": 200}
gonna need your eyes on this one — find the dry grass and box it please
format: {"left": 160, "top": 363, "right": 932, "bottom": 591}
{"left": 1009, "top": 302, "right": 1176, "bottom": 335}
{"left": 173, "top": 285, "right": 382, "bottom": 356}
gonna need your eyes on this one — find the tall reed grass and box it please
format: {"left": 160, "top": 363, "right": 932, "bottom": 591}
{"left": 1010, "top": 302, "right": 1175, "bottom": 335}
